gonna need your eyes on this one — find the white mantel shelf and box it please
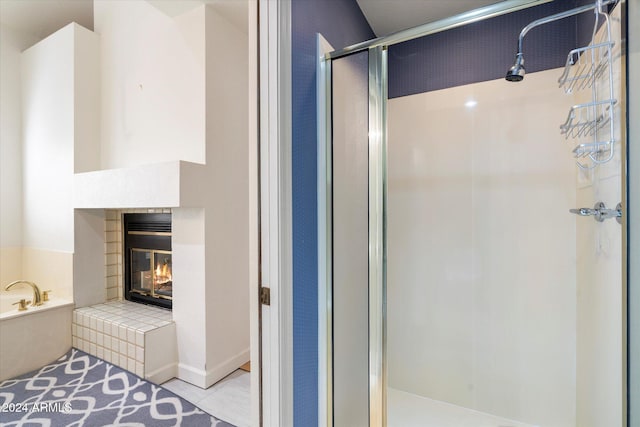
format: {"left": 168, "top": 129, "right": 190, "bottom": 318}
{"left": 73, "top": 160, "right": 207, "bottom": 209}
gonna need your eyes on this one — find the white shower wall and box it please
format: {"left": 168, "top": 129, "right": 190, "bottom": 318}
{"left": 575, "top": 5, "right": 623, "bottom": 426}
{"left": 387, "top": 69, "right": 578, "bottom": 426}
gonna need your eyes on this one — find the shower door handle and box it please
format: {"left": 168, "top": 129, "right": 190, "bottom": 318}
{"left": 569, "top": 201, "right": 622, "bottom": 223}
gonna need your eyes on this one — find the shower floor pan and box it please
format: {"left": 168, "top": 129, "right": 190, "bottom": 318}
{"left": 388, "top": 388, "right": 536, "bottom": 427}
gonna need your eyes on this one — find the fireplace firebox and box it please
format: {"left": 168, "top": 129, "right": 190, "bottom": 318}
{"left": 123, "top": 213, "right": 172, "bottom": 309}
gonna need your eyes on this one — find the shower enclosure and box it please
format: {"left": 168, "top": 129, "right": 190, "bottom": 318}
{"left": 319, "top": 0, "right": 631, "bottom": 426}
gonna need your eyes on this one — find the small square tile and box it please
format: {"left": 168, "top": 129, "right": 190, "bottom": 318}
{"left": 107, "top": 276, "right": 118, "bottom": 288}
{"left": 89, "top": 329, "right": 96, "bottom": 343}
{"left": 89, "top": 343, "right": 97, "bottom": 356}
{"left": 97, "top": 332, "right": 104, "bottom": 347}
{"left": 119, "top": 325, "right": 128, "bottom": 340}
{"left": 128, "top": 343, "right": 135, "bottom": 358}
{"left": 105, "top": 210, "right": 118, "bottom": 221}
{"left": 96, "top": 347, "right": 104, "bottom": 360}
{"left": 90, "top": 316, "right": 97, "bottom": 330}
{"left": 72, "top": 337, "right": 78, "bottom": 348}
{"left": 96, "top": 319, "right": 104, "bottom": 333}
{"left": 106, "top": 242, "right": 119, "bottom": 254}
{"left": 135, "top": 330, "right": 144, "bottom": 346}
{"left": 106, "top": 264, "right": 119, "bottom": 277}
{"left": 119, "top": 339, "right": 127, "bottom": 355}
{"left": 127, "top": 328, "right": 136, "bottom": 343}
{"left": 111, "top": 336, "right": 119, "bottom": 350}
{"left": 103, "top": 321, "right": 111, "bottom": 336}
{"left": 71, "top": 324, "right": 77, "bottom": 337}
{"left": 119, "top": 354, "right": 128, "bottom": 369}
{"left": 128, "top": 358, "right": 135, "bottom": 372}
{"left": 105, "top": 231, "right": 119, "bottom": 243}
{"left": 109, "top": 351, "right": 117, "bottom": 366}
{"left": 136, "top": 346, "right": 144, "bottom": 363}
{"left": 106, "top": 288, "right": 118, "bottom": 301}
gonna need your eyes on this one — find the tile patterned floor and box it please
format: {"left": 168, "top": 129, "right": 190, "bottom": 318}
{"left": 163, "top": 370, "right": 251, "bottom": 427}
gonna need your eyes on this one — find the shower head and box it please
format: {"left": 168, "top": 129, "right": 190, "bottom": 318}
{"left": 505, "top": 2, "right": 600, "bottom": 83}
{"left": 505, "top": 53, "right": 525, "bottom": 82}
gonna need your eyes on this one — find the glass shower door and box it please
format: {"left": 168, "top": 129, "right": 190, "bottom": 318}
{"left": 330, "top": 50, "right": 371, "bottom": 427}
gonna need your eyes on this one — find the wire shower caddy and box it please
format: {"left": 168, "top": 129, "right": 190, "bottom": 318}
{"left": 557, "top": 0, "right": 617, "bottom": 169}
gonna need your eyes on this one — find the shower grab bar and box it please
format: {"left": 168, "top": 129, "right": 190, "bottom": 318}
{"left": 570, "top": 201, "right": 622, "bottom": 223}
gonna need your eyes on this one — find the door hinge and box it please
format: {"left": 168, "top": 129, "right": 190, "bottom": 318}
{"left": 260, "top": 286, "right": 271, "bottom": 306}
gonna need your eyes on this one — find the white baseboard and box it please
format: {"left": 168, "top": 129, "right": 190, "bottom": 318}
{"left": 178, "top": 363, "right": 209, "bottom": 388}
{"left": 146, "top": 362, "right": 178, "bottom": 385}
{"left": 204, "top": 347, "right": 251, "bottom": 387}
{"left": 177, "top": 347, "right": 250, "bottom": 389}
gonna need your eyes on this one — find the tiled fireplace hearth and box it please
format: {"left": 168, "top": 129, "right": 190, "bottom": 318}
{"left": 72, "top": 301, "right": 176, "bottom": 383}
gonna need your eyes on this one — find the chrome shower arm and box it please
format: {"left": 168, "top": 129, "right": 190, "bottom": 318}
{"left": 516, "top": 2, "right": 601, "bottom": 55}
{"left": 506, "top": 1, "right": 615, "bottom": 82}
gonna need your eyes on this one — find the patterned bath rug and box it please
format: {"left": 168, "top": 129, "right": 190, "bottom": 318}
{"left": 0, "top": 348, "right": 234, "bottom": 426}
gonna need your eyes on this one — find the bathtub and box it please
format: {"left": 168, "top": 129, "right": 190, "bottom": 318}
{"left": 0, "top": 292, "right": 74, "bottom": 381}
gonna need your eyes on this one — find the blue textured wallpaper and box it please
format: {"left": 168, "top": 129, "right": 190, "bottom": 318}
{"left": 291, "top": 1, "right": 374, "bottom": 426}
{"left": 389, "top": 0, "right": 597, "bottom": 98}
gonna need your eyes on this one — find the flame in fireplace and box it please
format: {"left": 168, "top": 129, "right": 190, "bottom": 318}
{"left": 154, "top": 260, "right": 172, "bottom": 285}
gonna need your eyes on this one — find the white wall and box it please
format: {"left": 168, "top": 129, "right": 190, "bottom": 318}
{"left": 94, "top": 0, "right": 206, "bottom": 169}
{"left": 80, "top": 1, "right": 251, "bottom": 388}
{"left": 202, "top": 4, "right": 250, "bottom": 387}
{"left": 22, "top": 26, "right": 74, "bottom": 252}
{"left": 23, "top": 24, "right": 77, "bottom": 252}
{"left": 628, "top": 0, "right": 640, "bottom": 423}
{"left": 575, "top": 5, "right": 623, "bottom": 426}
{"left": 387, "top": 68, "right": 577, "bottom": 426}
{"left": 20, "top": 23, "right": 99, "bottom": 298}
{"left": 0, "top": 25, "right": 37, "bottom": 285}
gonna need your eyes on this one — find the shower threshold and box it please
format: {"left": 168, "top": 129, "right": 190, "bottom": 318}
{"left": 388, "top": 388, "right": 537, "bottom": 427}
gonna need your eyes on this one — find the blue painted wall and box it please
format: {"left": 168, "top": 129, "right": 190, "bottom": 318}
{"left": 291, "top": 1, "right": 374, "bottom": 425}
{"left": 389, "top": 0, "right": 596, "bottom": 98}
